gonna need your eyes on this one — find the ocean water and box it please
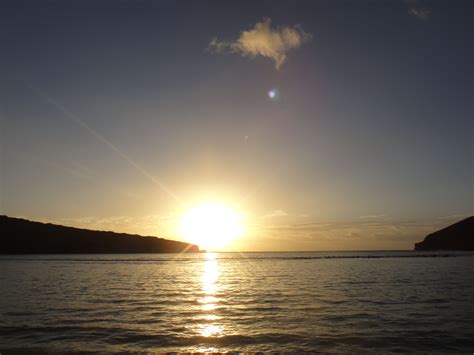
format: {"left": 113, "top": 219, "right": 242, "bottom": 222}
{"left": 1, "top": 251, "right": 473, "bottom": 353}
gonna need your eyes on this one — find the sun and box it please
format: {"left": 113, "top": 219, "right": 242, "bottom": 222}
{"left": 178, "top": 202, "right": 244, "bottom": 250}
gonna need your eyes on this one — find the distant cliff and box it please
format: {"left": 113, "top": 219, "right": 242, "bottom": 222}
{"left": 0, "top": 215, "right": 199, "bottom": 254}
{"left": 415, "top": 216, "right": 474, "bottom": 251}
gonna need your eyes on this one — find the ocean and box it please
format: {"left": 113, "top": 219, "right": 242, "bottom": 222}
{"left": 1, "top": 251, "right": 473, "bottom": 353}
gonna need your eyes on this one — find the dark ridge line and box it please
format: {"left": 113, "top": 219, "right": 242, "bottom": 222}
{"left": 0, "top": 215, "right": 200, "bottom": 254}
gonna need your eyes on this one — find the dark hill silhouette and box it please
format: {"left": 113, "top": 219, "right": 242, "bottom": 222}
{"left": 0, "top": 215, "right": 199, "bottom": 254}
{"left": 415, "top": 216, "right": 474, "bottom": 251}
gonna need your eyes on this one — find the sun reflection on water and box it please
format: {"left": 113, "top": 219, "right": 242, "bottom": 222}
{"left": 202, "top": 252, "right": 219, "bottom": 295}
{"left": 198, "top": 252, "right": 223, "bottom": 338}
{"left": 200, "top": 324, "right": 222, "bottom": 337}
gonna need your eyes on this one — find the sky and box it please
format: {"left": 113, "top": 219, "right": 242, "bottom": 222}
{"left": 0, "top": 0, "right": 472, "bottom": 251}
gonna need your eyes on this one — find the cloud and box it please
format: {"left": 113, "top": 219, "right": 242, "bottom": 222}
{"left": 262, "top": 209, "right": 288, "bottom": 219}
{"left": 438, "top": 213, "right": 472, "bottom": 220}
{"left": 209, "top": 18, "right": 312, "bottom": 69}
{"left": 257, "top": 218, "right": 453, "bottom": 250}
{"left": 406, "top": 0, "right": 432, "bottom": 21}
{"left": 359, "top": 214, "right": 387, "bottom": 219}
{"left": 408, "top": 7, "right": 431, "bottom": 21}
{"left": 34, "top": 214, "right": 173, "bottom": 236}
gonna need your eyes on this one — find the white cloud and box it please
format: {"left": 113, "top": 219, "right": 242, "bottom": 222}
{"left": 209, "top": 18, "right": 312, "bottom": 69}
{"left": 406, "top": 0, "right": 432, "bottom": 21}
{"left": 408, "top": 7, "right": 431, "bottom": 21}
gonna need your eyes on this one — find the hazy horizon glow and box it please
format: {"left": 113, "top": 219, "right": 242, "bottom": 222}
{"left": 0, "top": 0, "right": 472, "bottom": 251}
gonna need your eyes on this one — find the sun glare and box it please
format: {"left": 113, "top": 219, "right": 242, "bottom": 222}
{"left": 179, "top": 203, "right": 243, "bottom": 250}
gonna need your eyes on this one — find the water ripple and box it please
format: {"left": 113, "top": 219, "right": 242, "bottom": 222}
{"left": 1, "top": 251, "right": 473, "bottom": 352}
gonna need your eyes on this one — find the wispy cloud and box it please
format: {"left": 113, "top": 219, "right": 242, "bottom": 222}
{"left": 262, "top": 209, "right": 288, "bottom": 219}
{"left": 437, "top": 213, "right": 472, "bottom": 221}
{"left": 406, "top": 0, "right": 432, "bottom": 21}
{"left": 359, "top": 214, "right": 387, "bottom": 219}
{"left": 209, "top": 18, "right": 312, "bottom": 69}
{"left": 34, "top": 214, "right": 173, "bottom": 236}
{"left": 255, "top": 218, "right": 454, "bottom": 250}
{"left": 408, "top": 7, "right": 431, "bottom": 21}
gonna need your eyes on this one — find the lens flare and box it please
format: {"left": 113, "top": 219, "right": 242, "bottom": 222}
{"left": 268, "top": 88, "right": 280, "bottom": 100}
